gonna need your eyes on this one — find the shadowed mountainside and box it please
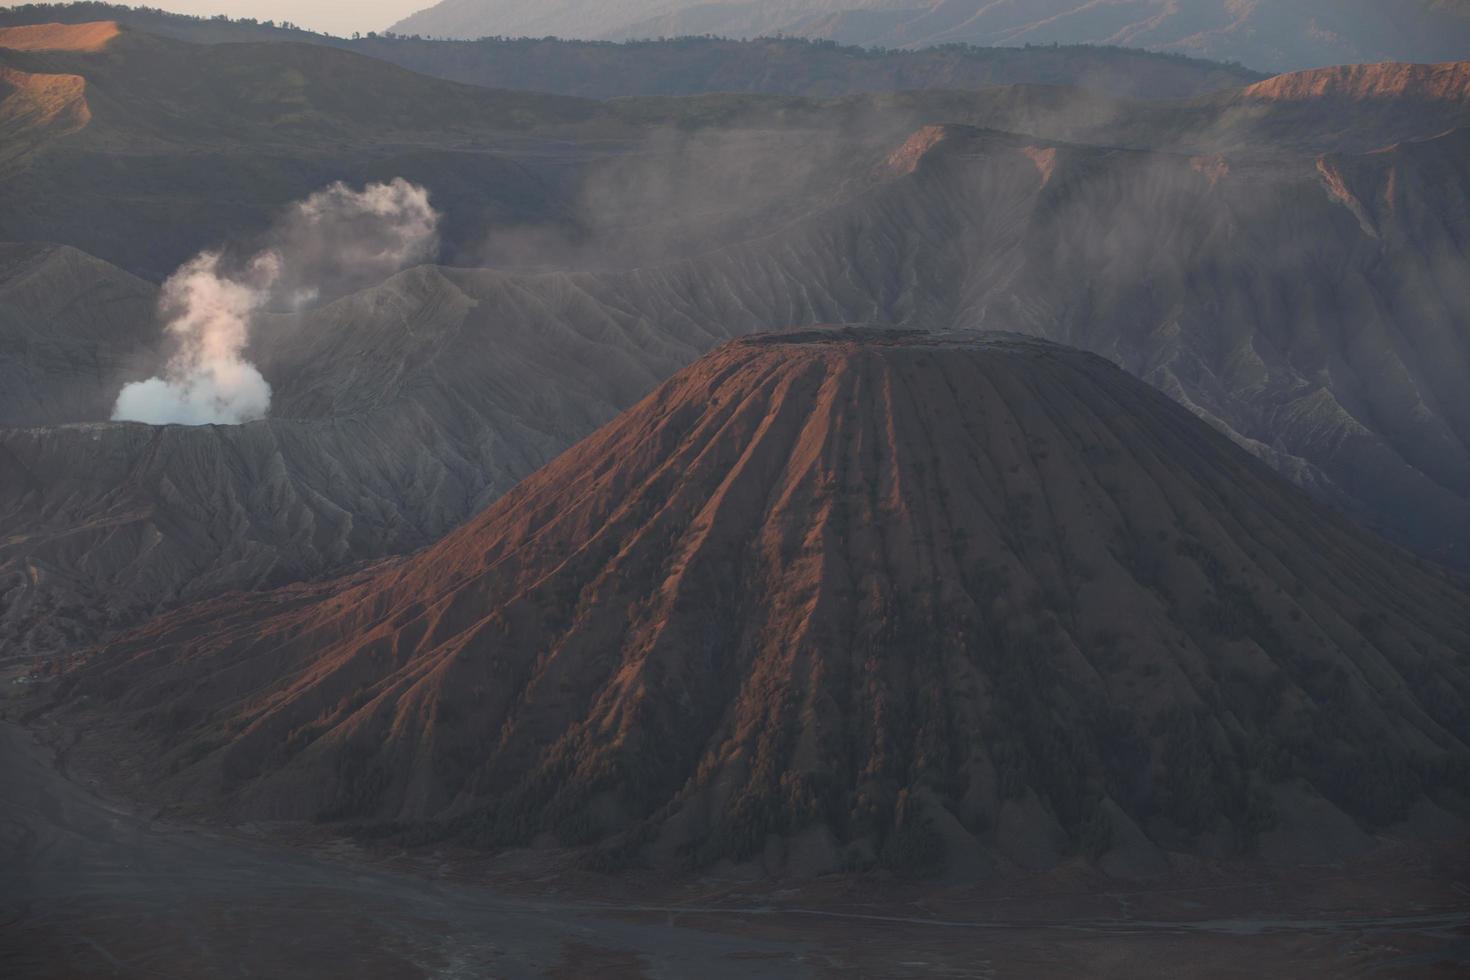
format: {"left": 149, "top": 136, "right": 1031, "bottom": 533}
{"left": 0, "top": 23, "right": 613, "bottom": 280}
{"left": 51, "top": 330, "right": 1470, "bottom": 877}
{"left": 0, "top": 243, "right": 159, "bottom": 425}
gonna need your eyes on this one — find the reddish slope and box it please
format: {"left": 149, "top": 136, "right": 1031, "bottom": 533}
{"left": 0, "top": 21, "right": 118, "bottom": 52}
{"left": 1242, "top": 61, "right": 1470, "bottom": 103}
{"left": 57, "top": 330, "right": 1470, "bottom": 875}
{"left": 0, "top": 65, "right": 89, "bottom": 133}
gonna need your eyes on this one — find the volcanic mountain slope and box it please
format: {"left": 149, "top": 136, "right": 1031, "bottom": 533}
{"left": 1201, "top": 61, "right": 1470, "bottom": 153}
{"left": 251, "top": 121, "right": 1470, "bottom": 571}
{"left": 4, "top": 27, "right": 1470, "bottom": 658}
{"left": 0, "top": 257, "right": 654, "bottom": 657}
{"left": 0, "top": 243, "right": 160, "bottom": 426}
{"left": 9, "top": 111, "right": 1470, "bottom": 654}
{"left": 55, "top": 330, "right": 1470, "bottom": 876}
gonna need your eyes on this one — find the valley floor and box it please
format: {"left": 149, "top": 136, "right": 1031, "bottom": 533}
{"left": 2, "top": 699, "right": 1467, "bottom": 979}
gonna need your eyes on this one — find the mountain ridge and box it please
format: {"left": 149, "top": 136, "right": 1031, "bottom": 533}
{"left": 0, "top": 19, "right": 118, "bottom": 51}
{"left": 1243, "top": 61, "right": 1470, "bottom": 103}
{"left": 0, "top": 8, "right": 1266, "bottom": 102}
{"left": 390, "top": 0, "right": 1470, "bottom": 73}
{"left": 7, "top": 113, "right": 1470, "bottom": 655}
{"left": 49, "top": 329, "right": 1470, "bottom": 876}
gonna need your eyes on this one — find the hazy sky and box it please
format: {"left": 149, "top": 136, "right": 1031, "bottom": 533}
{"left": 137, "top": 1, "right": 428, "bottom": 36}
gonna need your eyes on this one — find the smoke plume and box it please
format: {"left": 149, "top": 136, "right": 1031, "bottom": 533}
{"left": 112, "top": 179, "right": 439, "bottom": 425}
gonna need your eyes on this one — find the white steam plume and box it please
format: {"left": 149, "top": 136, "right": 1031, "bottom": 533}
{"left": 271, "top": 178, "right": 442, "bottom": 307}
{"left": 112, "top": 251, "right": 277, "bottom": 426}
{"left": 112, "top": 179, "right": 439, "bottom": 426}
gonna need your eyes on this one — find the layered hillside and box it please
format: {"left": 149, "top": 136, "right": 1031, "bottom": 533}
{"left": 0, "top": 259, "right": 646, "bottom": 657}
{"left": 1, "top": 20, "right": 1464, "bottom": 280}
{"left": 0, "top": 18, "right": 111, "bottom": 146}
{"left": 0, "top": 23, "right": 612, "bottom": 278}
{"left": 55, "top": 331, "right": 1470, "bottom": 875}
{"left": 1242, "top": 61, "right": 1470, "bottom": 103}
{"left": 0, "top": 21, "right": 99, "bottom": 162}
{"left": 1196, "top": 61, "right": 1470, "bottom": 152}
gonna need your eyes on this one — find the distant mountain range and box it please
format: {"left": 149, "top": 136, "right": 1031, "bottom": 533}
{"left": 0, "top": 4, "right": 1265, "bottom": 101}
{"left": 389, "top": 0, "right": 1470, "bottom": 73}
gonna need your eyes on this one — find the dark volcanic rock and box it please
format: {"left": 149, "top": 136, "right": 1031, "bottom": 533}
{"left": 55, "top": 330, "right": 1470, "bottom": 876}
